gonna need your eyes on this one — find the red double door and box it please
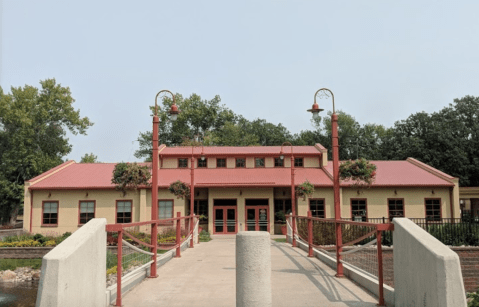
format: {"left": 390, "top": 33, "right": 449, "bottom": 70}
{"left": 214, "top": 206, "right": 237, "bottom": 234}
{"left": 246, "top": 206, "right": 269, "bottom": 232}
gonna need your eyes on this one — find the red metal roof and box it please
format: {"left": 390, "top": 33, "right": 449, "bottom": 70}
{"left": 323, "top": 160, "right": 454, "bottom": 187}
{"left": 29, "top": 157, "right": 454, "bottom": 190}
{"left": 159, "top": 145, "right": 321, "bottom": 156}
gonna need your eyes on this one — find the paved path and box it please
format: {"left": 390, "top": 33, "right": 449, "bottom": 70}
{"left": 122, "top": 236, "right": 378, "bottom": 307}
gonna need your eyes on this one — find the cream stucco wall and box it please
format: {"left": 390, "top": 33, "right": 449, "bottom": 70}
{"left": 340, "top": 187, "right": 453, "bottom": 219}
{"left": 207, "top": 188, "right": 275, "bottom": 234}
{"left": 304, "top": 157, "right": 321, "bottom": 168}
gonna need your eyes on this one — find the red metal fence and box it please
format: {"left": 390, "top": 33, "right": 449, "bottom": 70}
{"left": 290, "top": 213, "right": 394, "bottom": 306}
{"left": 106, "top": 213, "right": 199, "bottom": 306}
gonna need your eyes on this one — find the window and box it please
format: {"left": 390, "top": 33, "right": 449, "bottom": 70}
{"left": 388, "top": 199, "right": 404, "bottom": 220}
{"left": 159, "top": 200, "right": 173, "bottom": 219}
{"left": 274, "top": 199, "right": 292, "bottom": 222}
{"left": 310, "top": 199, "right": 325, "bottom": 218}
{"left": 294, "top": 158, "right": 303, "bottom": 167}
{"left": 255, "top": 157, "right": 265, "bottom": 168}
{"left": 198, "top": 158, "right": 207, "bottom": 168}
{"left": 116, "top": 201, "right": 132, "bottom": 223}
{"left": 217, "top": 158, "right": 226, "bottom": 168}
{"left": 178, "top": 158, "right": 188, "bottom": 168}
{"left": 274, "top": 157, "right": 284, "bottom": 167}
{"left": 425, "top": 199, "right": 441, "bottom": 221}
{"left": 236, "top": 158, "right": 246, "bottom": 168}
{"left": 79, "top": 201, "right": 95, "bottom": 224}
{"left": 42, "top": 201, "right": 58, "bottom": 225}
{"left": 351, "top": 199, "right": 367, "bottom": 222}
{"left": 187, "top": 200, "right": 208, "bottom": 220}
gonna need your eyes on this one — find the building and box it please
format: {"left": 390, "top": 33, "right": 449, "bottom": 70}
{"left": 459, "top": 187, "right": 479, "bottom": 218}
{"left": 23, "top": 144, "right": 460, "bottom": 235}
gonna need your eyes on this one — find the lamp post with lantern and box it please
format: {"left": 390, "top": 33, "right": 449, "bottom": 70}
{"left": 150, "top": 90, "right": 180, "bottom": 278}
{"left": 189, "top": 144, "right": 205, "bottom": 248}
{"left": 307, "top": 88, "right": 344, "bottom": 277}
{"left": 280, "top": 142, "right": 296, "bottom": 247}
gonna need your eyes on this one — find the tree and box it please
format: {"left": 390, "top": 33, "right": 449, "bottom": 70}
{"left": 390, "top": 96, "right": 479, "bottom": 186}
{"left": 0, "top": 79, "right": 93, "bottom": 225}
{"left": 80, "top": 153, "right": 99, "bottom": 163}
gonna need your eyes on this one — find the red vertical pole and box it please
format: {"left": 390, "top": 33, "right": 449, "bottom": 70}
{"left": 377, "top": 230, "right": 385, "bottom": 306}
{"left": 150, "top": 115, "right": 159, "bottom": 278}
{"left": 291, "top": 155, "right": 296, "bottom": 247}
{"left": 190, "top": 154, "right": 195, "bottom": 248}
{"left": 307, "top": 211, "right": 313, "bottom": 257}
{"left": 115, "top": 229, "right": 123, "bottom": 306}
{"left": 332, "top": 113, "right": 344, "bottom": 277}
{"left": 175, "top": 212, "right": 181, "bottom": 258}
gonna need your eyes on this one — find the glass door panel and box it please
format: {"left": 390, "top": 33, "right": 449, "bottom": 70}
{"left": 258, "top": 208, "right": 268, "bottom": 232}
{"left": 214, "top": 208, "right": 224, "bottom": 233}
{"left": 246, "top": 208, "right": 256, "bottom": 231}
{"left": 226, "top": 209, "right": 236, "bottom": 233}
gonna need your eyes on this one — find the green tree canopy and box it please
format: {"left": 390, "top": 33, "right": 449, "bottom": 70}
{"left": 0, "top": 79, "right": 93, "bottom": 224}
{"left": 80, "top": 153, "right": 99, "bottom": 163}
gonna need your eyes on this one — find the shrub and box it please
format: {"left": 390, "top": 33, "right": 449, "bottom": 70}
{"left": 168, "top": 180, "right": 190, "bottom": 199}
{"left": 199, "top": 230, "right": 212, "bottom": 242}
{"left": 468, "top": 289, "right": 479, "bottom": 307}
{"left": 44, "top": 240, "right": 56, "bottom": 247}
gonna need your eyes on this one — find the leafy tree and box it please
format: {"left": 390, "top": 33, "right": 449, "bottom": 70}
{"left": 0, "top": 79, "right": 93, "bottom": 225}
{"left": 390, "top": 96, "right": 479, "bottom": 186}
{"left": 80, "top": 153, "right": 99, "bottom": 163}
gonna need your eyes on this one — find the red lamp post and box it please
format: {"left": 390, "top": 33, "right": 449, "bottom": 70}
{"left": 280, "top": 142, "right": 296, "bottom": 247}
{"left": 189, "top": 145, "right": 205, "bottom": 248}
{"left": 307, "top": 88, "right": 344, "bottom": 277}
{"left": 150, "top": 90, "right": 180, "bottom": 278}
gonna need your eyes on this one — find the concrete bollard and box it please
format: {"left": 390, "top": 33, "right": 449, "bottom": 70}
{"left": 236, "top": 232, "right": 272, "bottom": 307}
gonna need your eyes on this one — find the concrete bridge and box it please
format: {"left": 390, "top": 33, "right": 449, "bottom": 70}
{"left": 121, "top": 235, "right": 378, "bottom": 307}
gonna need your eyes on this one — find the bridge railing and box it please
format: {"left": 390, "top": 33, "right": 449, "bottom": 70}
{"left": 106, "top": 213, "right": 199, "bottom": 306}
{"left": 289, "top": 213, "right": 394, "bottom": 306}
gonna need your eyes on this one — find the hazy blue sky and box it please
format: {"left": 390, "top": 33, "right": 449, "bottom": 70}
{"left": 1, "top": 0, "right": 478, "bottom": 162}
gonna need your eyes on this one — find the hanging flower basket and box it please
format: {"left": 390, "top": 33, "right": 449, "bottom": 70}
{"left": 339, "top": 158, "right": 377, "bottom": 188}
{"left": 295, "top": 180, "right": 315, "bottom": 201}
{"left": 111, "top": 162, "right": 151, "bottom": 195}
{"left": 168, "top": 180, "right": 191, "bottom": 199}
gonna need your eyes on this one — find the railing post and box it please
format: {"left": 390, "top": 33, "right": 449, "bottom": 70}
{"left": 292, "top": 215, "right": 296, "bottom": 248}
{"left": 376, "top": 230, "right": 385, "bottom": 306}
{"left": 150, "top": 222, "right": 158, "bottom": 278}
{"left": 176, "top": 212, "right": 181, "bottom": 258}
{"left": 307, "top": 211, "right": 313, "bottom": 257}
{"left": 190, "top": 214, "right": 194, "bottom": 248}
{"left": 115, "top": 229, "right": 123, "bottom": 307}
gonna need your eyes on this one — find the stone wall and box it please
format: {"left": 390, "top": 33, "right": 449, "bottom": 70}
{"left": 0, "top": 247, "right": 54, "bottom": 259}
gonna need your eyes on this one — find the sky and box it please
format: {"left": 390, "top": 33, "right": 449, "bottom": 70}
{"left": 1, "top": 0, "right": 478, "bottom": 163}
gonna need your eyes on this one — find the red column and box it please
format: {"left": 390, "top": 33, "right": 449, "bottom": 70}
{"left": 332, "top": 113, "right": 344, "bottom": 277}
{"left": 377, "top": 230, "right": 385, "bottom": 306}
{"left": 291, "top": 155, "right": 296, "bottom": 247}
{"left": 190, "top": 156, "right": 195, "bottom": 248}
{"left": 175, "top": 212, "right": 181, "bottom": 258}
{"left": 150, "top": 115, "right": 159, "bottom": 278}
{"left": 115, "top": 229, "right": 123, "bottom": 306}
{"left": 308, "top": 211, "right": 313, "bottom": 257}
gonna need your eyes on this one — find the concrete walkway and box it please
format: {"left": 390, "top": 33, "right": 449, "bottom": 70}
{"left": 122, "top": 236, "right": 378, "bottom": 307}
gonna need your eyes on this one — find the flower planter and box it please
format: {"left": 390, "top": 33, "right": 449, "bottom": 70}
{"left": 281, "top": 225, "right": 287, "bottom": 235}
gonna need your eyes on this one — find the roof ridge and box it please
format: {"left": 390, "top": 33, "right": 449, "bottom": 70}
{"left": 406, "top": 158, "right": 455, "bottom": 182}
{"left": 27, "top": 160, "right": 76, "bottom": 184}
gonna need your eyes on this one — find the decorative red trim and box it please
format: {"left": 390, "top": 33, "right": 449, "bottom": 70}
{"left": 309, "top": 198, "right": 326, "bottom": 218}
{"left": 41, "top": 200, "right": 59, "bottom": 227}
{"left": 27, "top": 160, "right": 75, "bottom": 183}
{"left": 387, "top": 198, "right": 405, "bottom": 220}
{"left": 78, "top": 200, "right": 96, "bottom": 225}
{"left": 350, "top": 198, "right": 368, "bottom": 220}
{"left": 115, "top": 199, "right": 133, "bottom": 224}
{"left": 212, "top": 198, "right": 238, "bottom": 234}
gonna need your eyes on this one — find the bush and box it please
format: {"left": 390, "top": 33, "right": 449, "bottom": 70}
{"left": 468, "top": 289, "right": 479, "bottom": 307}
{"left": 199, "top": 230, "right": 212, "bottom": 242}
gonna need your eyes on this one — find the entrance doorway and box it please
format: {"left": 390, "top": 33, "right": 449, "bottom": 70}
{"left": 213, "top": 199, "right": 237, "bottom": 234}
{"left": 245, "top": 199, "right": 269, "bottom": 232}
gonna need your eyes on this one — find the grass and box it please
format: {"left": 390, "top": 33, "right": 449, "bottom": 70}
{"left": 106, "top": 249, "right": 169, "bottom": 270}
{"left": 273, "top": 238, "right": 287, "bottom": 243}
{"left": 0, "top": 258, "right": 42, "bottom": 271}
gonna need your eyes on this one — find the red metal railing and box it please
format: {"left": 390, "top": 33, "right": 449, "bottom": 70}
{"left": 106, "top": 213, "right": 198, "bottom": 306}
{"left": 289, "top": 213, "right": 394, "bottom": 306}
